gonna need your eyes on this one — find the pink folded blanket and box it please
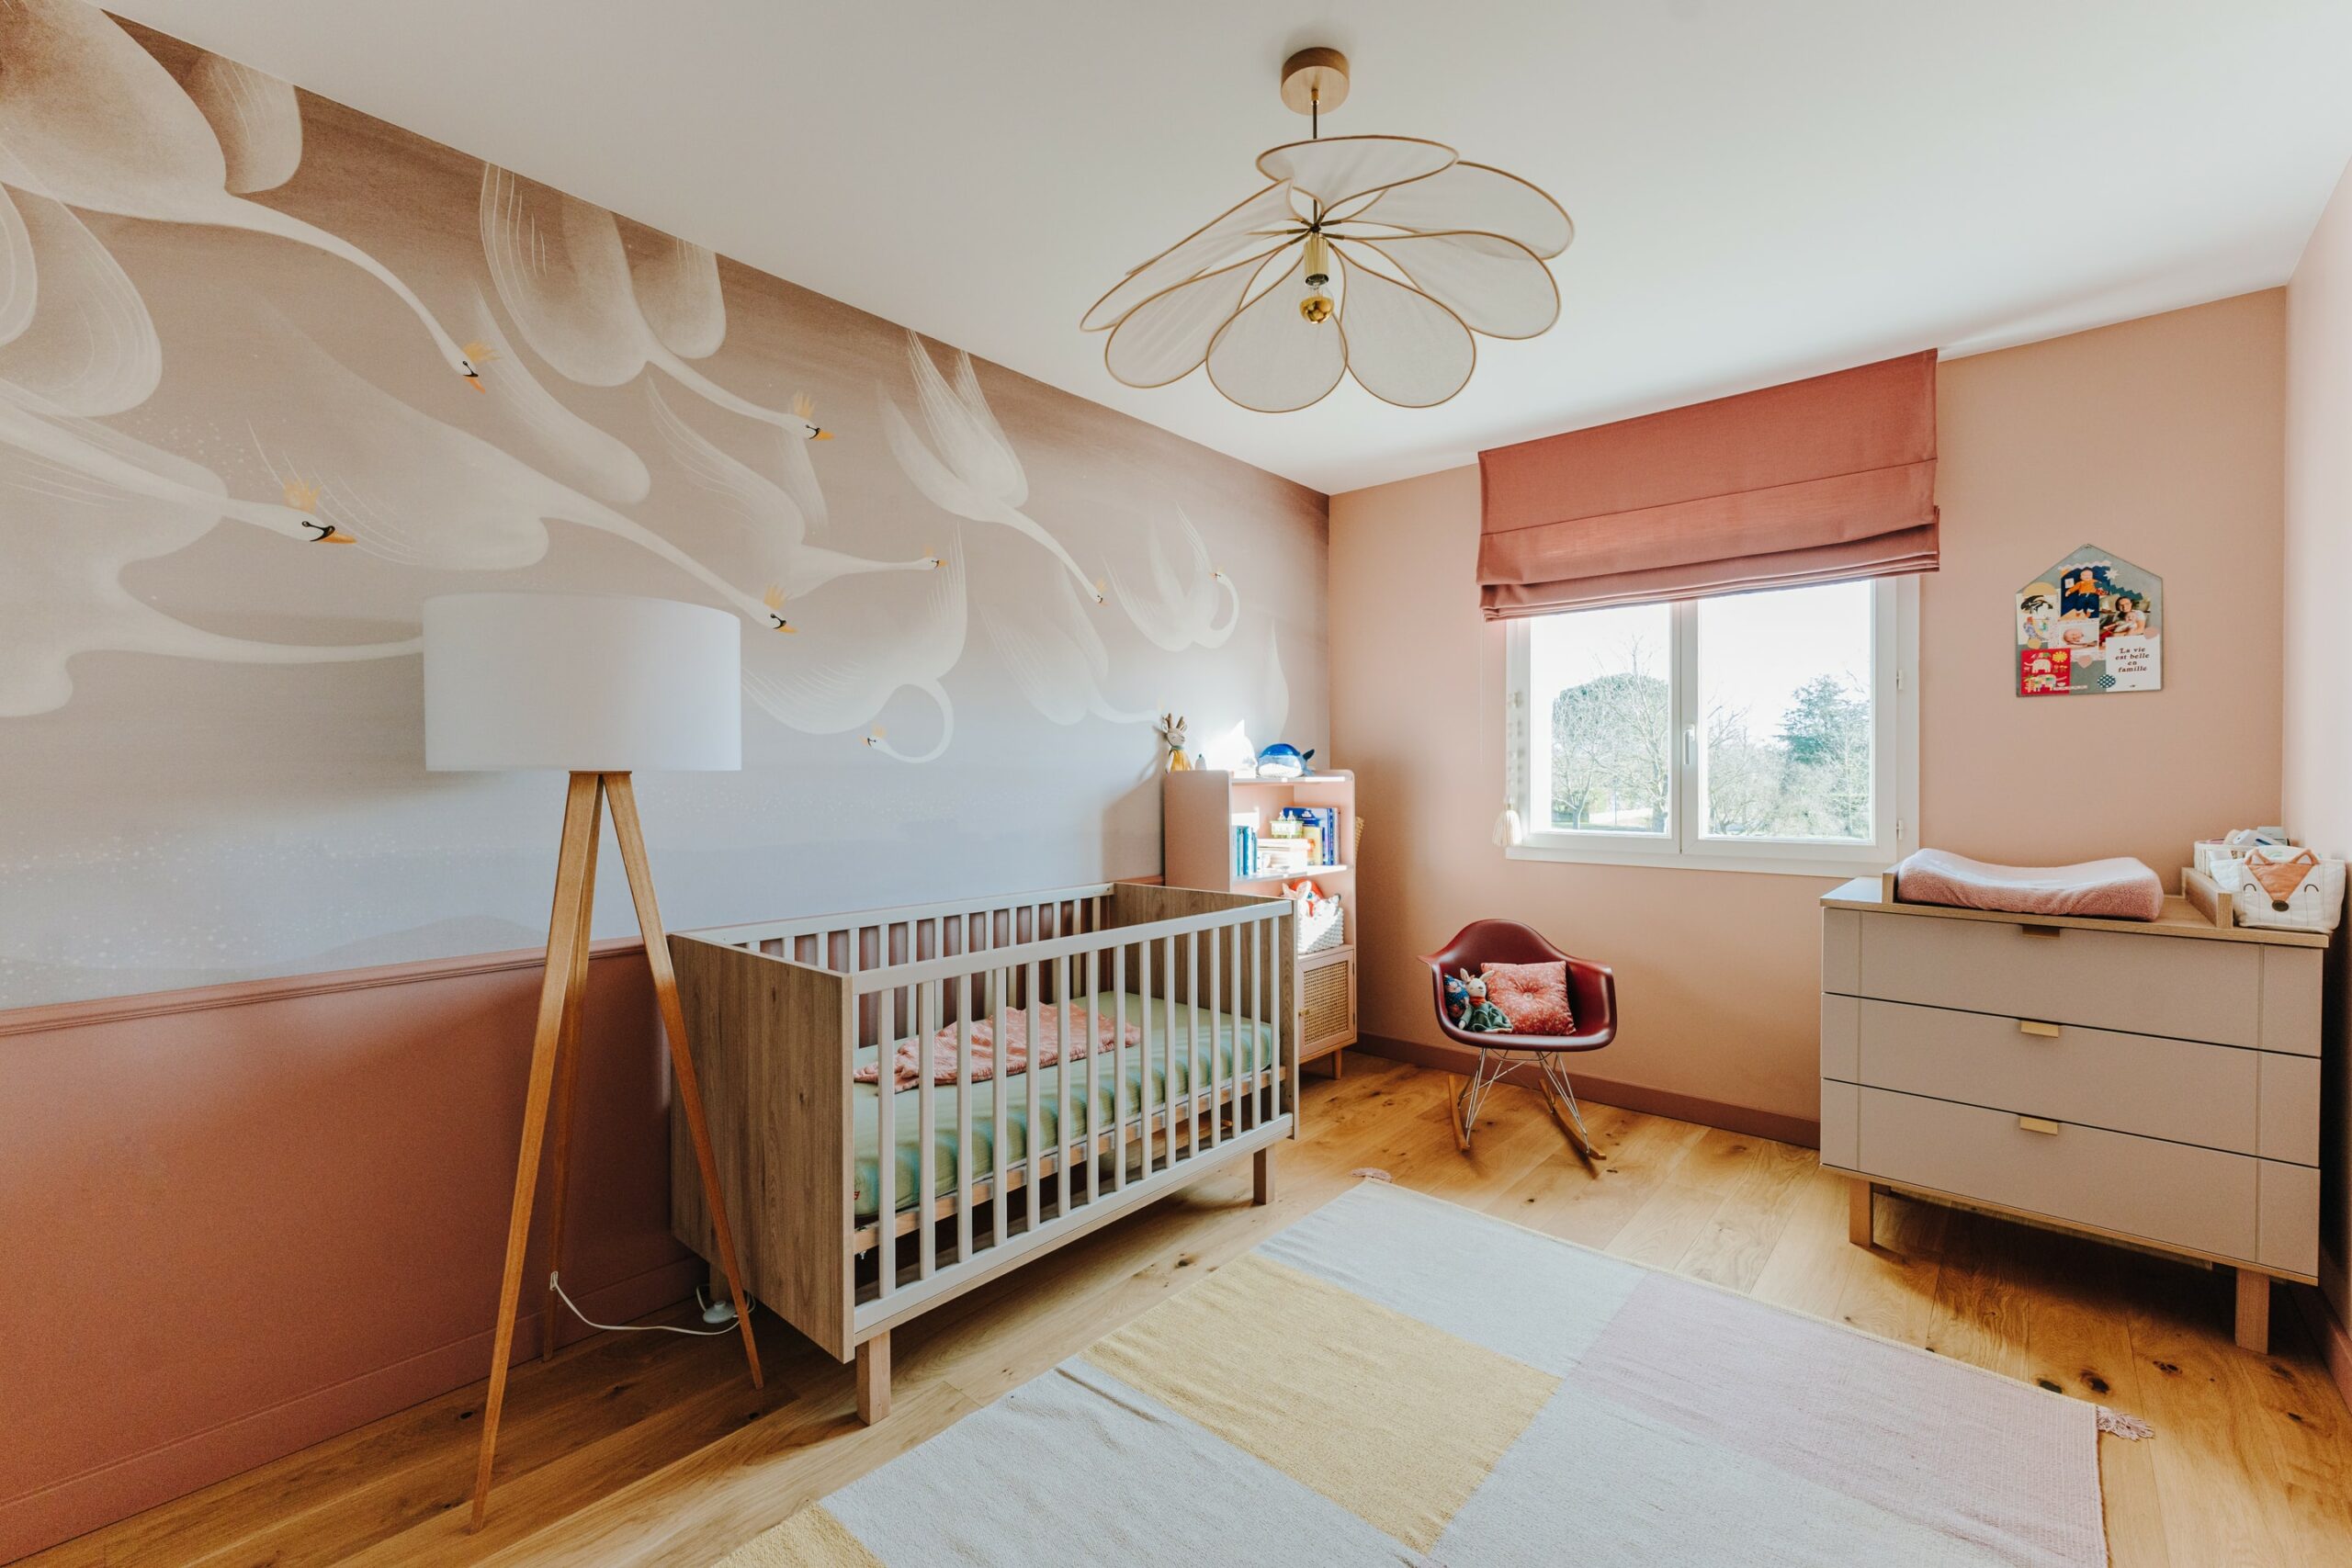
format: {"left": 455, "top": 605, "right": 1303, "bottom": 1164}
{"left": 1892, "top": 849, "right": 2164, "bottom": 921}
{"left": 854, "top": 1003, "right": 1145, "bottom": 1092}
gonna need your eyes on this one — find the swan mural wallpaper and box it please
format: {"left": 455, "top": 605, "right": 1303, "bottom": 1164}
{"left": 0, "top": 2, "right": 1327, "bottom": 1007}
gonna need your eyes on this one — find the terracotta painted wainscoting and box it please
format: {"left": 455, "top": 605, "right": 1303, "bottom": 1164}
{"left": 1355, "top": 1034, "right": 1821, "bottom": 1150}
{"left": 0, "top": 942, "right": 694, "bottom": 1562}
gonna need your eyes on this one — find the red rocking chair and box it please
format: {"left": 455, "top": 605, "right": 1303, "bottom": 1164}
{"left": 1419, "top": 920, "right": 1617, "bottom": 1163}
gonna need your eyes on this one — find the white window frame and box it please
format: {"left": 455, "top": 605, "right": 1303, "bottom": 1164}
{"left": 1503, "top": 576, "right": 1918, "bottom": 877}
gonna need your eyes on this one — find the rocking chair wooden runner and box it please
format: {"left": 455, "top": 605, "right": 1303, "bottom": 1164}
{"left": 1419, "top": 920, "right": 1617, "bottom": 1163}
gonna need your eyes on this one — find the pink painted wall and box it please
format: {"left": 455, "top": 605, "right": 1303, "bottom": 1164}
{"left": 2283, "top": 156, "right": 2352, "bottom": 1325}
{"left": 0, "top": 943, "right": 696, "bottom": 1561}
{"left": 1330, "top": 292, "right": 2286, "bottom": 1128}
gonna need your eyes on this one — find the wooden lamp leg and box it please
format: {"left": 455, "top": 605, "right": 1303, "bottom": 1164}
{"left": 471, "top": 773, "right": 601, "bottom": 1530}
{"left": 606, "top": 773, "right": 763, "bottom": 1392}
{"left": 539, "top": 778, "right": 604, "bottom": 1361}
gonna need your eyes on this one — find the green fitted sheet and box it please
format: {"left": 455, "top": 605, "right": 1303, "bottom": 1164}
{"left": 854, "top": 992, "right": 1278, "bottom": 1224}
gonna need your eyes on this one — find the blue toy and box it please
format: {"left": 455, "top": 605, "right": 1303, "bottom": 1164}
{"left": 1451, "top": 967, "right": 1511, "bottom": 1033}
{"left": 1256, "top": 742, "right": 1316, "bottom": 780}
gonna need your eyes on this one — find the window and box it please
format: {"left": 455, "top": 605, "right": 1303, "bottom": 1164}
{"left": 1506, "top": 578, "right": 1917, "bottom": 875}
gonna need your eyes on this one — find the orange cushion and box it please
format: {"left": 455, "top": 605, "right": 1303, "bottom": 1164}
{"left": 1480, "top": 960, "right": 1574, "bottom": 1036}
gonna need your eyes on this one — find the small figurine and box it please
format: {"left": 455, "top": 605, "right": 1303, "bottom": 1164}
{"left": 1155, "top": 713, "right": 1192, "bottom": 773}
{"left": 1453, "top": 968, "right": 1511, "bottom": 1032}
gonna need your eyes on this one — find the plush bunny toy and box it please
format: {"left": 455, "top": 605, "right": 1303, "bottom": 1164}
{"left": 1155, "top": 713, "right": 1192, "bottom": 773}
{"left": 1453, "top": 968, "right": 1511, "bottom": 1033}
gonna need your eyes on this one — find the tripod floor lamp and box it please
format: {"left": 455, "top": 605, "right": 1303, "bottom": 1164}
{"left": 423, "top": 592, "right": 763, "bottom": 1529}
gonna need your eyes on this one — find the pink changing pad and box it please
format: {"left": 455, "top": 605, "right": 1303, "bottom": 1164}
{"left": 1892, "top": 848, "right": 2165, "bottom": 921}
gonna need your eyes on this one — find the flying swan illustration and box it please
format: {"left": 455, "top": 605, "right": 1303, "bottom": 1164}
{"left": 0, "top": 1, "right": 489, "bottom": 389}
{"left": 0, "top": 184, "right": 162, "bottom": 417}
{"left": 0, "top": 397, "right": 414, "bottom": 717}
{"left": 878, "top": 333, "right": 1108, "bottom": 604}
{"left": 0, "top": 382, "right": 354, "bottom": 544}
{"left": 645, "top": 379, "right": 940, "bottom": 622}
{"left": 1109, "top": 504, "right": 1240, "bottom": 651}
{"left": 741, "top": 538, "right": 970, "bottom": 762}
{"left": 478, "top": 164, "right": 831, "bottom": 531}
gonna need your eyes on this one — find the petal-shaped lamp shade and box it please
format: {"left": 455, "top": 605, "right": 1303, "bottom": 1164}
{"left": 1347, "top": 161, "right": 1573, "bottom": 258}
{"left": 1206, "top": 254, "right": 1348, "bottom": 412}
{"left": 1104, "top": 250, "right": 1272, "bottom": 387}
{"left": 1367, "top": 231, "right": 1559, "bottom": 339}
{"left": 1082, "top": 183, "right": 1295, "bottom": 331}
{"left": 1086, "top": 133, "right": 1569, "bottom": 411}
{"left": 1256, "top": 135, "right": 1456, "bottom": 208}
{"left": 1335, "top": 253, "right": 1474, "bottom": 407}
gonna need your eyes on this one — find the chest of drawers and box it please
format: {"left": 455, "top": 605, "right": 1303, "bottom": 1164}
{"left": 1818, "top": 874, "right": 2326, "bottom": 1353}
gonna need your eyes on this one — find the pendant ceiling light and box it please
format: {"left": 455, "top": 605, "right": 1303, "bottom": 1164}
{"left": 1082, "top": 48, "right": 1572, "bottom": 413}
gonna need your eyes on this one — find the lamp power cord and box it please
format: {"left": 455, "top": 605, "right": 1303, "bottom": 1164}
{"left": 548, "top": 1270, "right": 744, "bottom": 1338}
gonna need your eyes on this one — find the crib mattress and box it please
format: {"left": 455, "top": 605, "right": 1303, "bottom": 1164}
{"left": 854, "top": 992, "right": 1275, "bottom": 1224}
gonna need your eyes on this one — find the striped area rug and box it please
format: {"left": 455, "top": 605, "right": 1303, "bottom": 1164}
{"left": 724, "top": 1180, "right": 2114, "bottom": 1566}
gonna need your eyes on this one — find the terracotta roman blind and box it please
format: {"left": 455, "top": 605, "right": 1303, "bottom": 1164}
{"left": 1476, "top": 350, "right": 1938, "bottom": 618}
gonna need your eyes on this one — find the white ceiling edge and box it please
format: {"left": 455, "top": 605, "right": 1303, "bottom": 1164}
{"left": 97, "top": 1, "right": 2352, "bottom": 498}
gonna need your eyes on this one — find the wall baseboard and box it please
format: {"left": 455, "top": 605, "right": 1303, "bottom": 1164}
{"left": 1354, "top": 1033, "right": 1822, "bottom": 1149}
{"left": 2290, "top": 1271, "right": 2352, "bottom": 1417}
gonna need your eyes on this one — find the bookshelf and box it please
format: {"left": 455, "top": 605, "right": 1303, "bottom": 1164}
{"left": 1163, "top": 768, "right": 1358, "bottom": 1071}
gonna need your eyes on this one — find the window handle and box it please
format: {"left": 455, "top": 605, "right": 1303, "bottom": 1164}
{"left": 1683, "top": 724, "right": 1695, "bottom": 768}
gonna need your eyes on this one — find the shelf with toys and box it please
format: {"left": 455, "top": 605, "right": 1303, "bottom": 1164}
{"left": 1163, "top": 765, "right": 1359, "bottom": 1069}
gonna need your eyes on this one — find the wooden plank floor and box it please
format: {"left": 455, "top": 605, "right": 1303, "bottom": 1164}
{"left": 31, "top": 1059, "right": 2352, "bottom": 1566}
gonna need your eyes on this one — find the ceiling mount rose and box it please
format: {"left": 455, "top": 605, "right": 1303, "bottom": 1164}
{"left": 1279, "top": 47, "right": 1350, "bottom": 118}
{"left": 1081, "top": 47, "right": 1572, "bottom": 412}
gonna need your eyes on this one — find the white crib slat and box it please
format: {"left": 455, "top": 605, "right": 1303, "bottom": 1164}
{"left": 1023, "top": 957, "right": 1042, "bottom": 1237}
{"left": 1159, "top": 934, "right": 1177, "bottom": 1164}
{"left": 1207, "top": 927, "right": 1223, "bottom": 1150}
{"left": 1226, "top": 921, "right": 1241, "bottom": 1139}
{"left": 955, "top": 970, "right": 974, "bottom": 1266}
{"left": 1250, "top": 917, "right": 1265, "bottom": 1129}
{"left": 917, "top": 981, "right": 938, "bottom": 1281}
{"left": 990, "top": 964, "right": 1008, "bottom": 1252}
{"left": 1137, "top": 935, "right": 1154, "bottom": 1182}
{"left": 875, "top": 985, "right": 897, "bottom": 1299}
{"left": 1085, "top": 945, "right": 1102, "bottom": 1206}
{"left": 1056, "top": 953, "right": 1073, "bottom": 1219}
{"left": 1274, "top": 910, "right": 1286, "bottom": 1119}
{"left": 1186, "top": 930, "right": 1201, "bottom": 1158}
{"left": 1113, "top": 944, "right": 1129, "bottom": 1192}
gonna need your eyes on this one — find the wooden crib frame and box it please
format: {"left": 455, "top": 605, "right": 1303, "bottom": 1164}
{"left": 669, "top": 882, "right": 1298, "bottom": 1418}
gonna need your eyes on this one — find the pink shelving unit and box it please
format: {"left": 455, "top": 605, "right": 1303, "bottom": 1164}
{"left": 1163, "top": 768, "right": 1358, "bottom": 1071}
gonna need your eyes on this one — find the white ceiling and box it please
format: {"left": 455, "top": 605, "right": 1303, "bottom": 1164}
{"left": 107, "top": 0, "right": 2352, "bottom": 495}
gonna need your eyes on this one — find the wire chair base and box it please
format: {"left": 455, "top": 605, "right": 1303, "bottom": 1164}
{"left": 1448, "top": 1046, "right": 1600, "bottom": 1168}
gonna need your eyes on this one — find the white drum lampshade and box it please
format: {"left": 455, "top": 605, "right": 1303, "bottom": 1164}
{"left": 424, "top": 593, "right": 741, "bottom": 773}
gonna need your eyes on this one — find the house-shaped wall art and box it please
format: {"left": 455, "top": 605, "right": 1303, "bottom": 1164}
{"left": 2016, "top": 545, "right": 2164, "bottom": 696}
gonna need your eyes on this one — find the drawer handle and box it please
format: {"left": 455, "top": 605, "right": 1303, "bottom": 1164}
{"left": 2018, "top": 925, "right": 2063, "bottom": 940}
{"left": 2018, "top": 1115, "right": 2062, "bottom": 1135}
{"left": 2017, "top": 1019, "right": 2061, "bottom": 1038}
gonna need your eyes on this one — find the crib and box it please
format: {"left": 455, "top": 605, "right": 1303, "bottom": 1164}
{"left": 668, "top": 881, "right": 1297, "bottom": 1419}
